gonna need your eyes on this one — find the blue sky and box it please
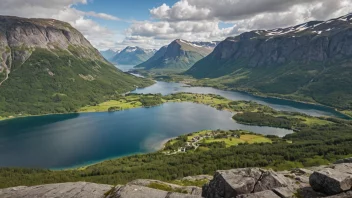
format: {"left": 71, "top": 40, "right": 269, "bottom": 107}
{"left": 1, "top": 0, "right": 351, "bottom": 50}
{"left": 72, "top": 0, "right": 179, "bottom": 41}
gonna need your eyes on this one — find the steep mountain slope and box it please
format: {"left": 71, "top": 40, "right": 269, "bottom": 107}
{"left": 100, "top": 49, "right": 119, "bottom": 60}
{"left": 111, "top": 46, "right": 155, "bottom": 65}
{"left": 187, "top": 13, "right": 352, "bottom": 110}
{"left": 0, "top": 16, "right": 152, "bottom": 117}
{"left": 135, "top": 46, "right": 168, "bottom": 68}
{"left": 136, "top": 39, "right": 216, "bottom": 71}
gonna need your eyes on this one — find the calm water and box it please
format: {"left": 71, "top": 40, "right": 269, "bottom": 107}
{"left": 0, "top": 103, "right": 292, "bottom": 168}
{"left": 132, "top": 81, "right": 348, "bottom": 118}
{"left": 0, "top": 66, "right": 347, "bottom": 168}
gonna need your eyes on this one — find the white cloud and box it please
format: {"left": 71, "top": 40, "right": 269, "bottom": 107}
{"left": 0, "top": 0, "right": 120, "bottom": 50}
{"left": 126, "top": 20, "right": 233, "bottom": 42}
{"left": 150, "top": 1, "right": 210, "bottom": 21}
{"left": 1, "top": 0, "right": 351, "bottom": 50}
{"left": 127, "top": 0, "right": 352, "bottom": 49}
{"left": 84, "top": 11, "right": 120, "bottom": 21}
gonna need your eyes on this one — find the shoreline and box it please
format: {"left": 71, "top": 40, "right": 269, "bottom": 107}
{"left": 157, "top": 137, "right": 176, "bottom": 150}
{"left": 183, "top": 82, "right": 352, "bottom": 119}
{"left": 1, "top": 87, "right": 351, "bottom": 122}
{"left": 52, "top": 151, "right": 143, "bottom": 171}
{"left": 54, "top": 137, "right": 176, "bottom": 171}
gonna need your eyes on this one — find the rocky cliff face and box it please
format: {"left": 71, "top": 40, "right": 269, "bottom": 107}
{"left": 136, "top": 39, "right": 216, "bottom": 71}
{"left": 0, "top": 15, "right": 151, "bottom": 116}
{"left": 1, "top": 160, "right": 351, "bottom": 198}
{"left": 187, "top": 13, "right": 352, "bottom": 109}
{"left": 0, "top": 16, "right": 106, "bottom": 84}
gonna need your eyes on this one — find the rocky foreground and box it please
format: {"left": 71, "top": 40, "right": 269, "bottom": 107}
{"left": 1, "top": 159, "right": 351, "bottom": 198}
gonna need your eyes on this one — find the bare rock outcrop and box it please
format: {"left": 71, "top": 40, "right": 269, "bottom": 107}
{"left": 126, "top": 179, "right": 202, "bottom": 195}
{"left": 0, "top": 15, "right": 106, "bottom": 85}
{"left": 0, "top": 182, "right": 112, "bottom": 198}
{"left": 1, "top": 159, "right": 352, "bottom": 198}
{"left": 106, "top": 184, "right": 202, "bottom": 198}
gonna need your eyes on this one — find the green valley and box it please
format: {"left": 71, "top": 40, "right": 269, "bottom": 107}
{"left": 2, "top": 91, "right": 352, "bottom": 188}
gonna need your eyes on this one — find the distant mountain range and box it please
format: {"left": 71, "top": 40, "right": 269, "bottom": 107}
{"left": 110, "top": 46, "right": 156, "bottom": 65}
{"left": 186, "top": 13, "right": 352, "bottom": 110}
{"left": 0, "top": 16, "right": 151, "bottom": 116}
{"left": 100, "top": 49, "right": 120, "bottom": 60}
{"left": 136, "top": 39, "right": 219, "bottom": 71}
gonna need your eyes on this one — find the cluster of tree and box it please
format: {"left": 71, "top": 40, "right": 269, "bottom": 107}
{"left": 140, "top": 95, "right": 163, "bottom": 107}
{"left": 108, "top": 106, "right": 121, "bottom": 112}
{"left": 233, "top": 112, "right": 304, "bottom": 129}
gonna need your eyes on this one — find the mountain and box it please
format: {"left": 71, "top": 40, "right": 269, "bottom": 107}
{"left": 0, "top": 16, "right": 152, "bottom": 116}
{"left": 187, "top": 13, "right": 352, "bottom": 110}
{"left": 100, "top": 49, "right": 119, "bottom": 60}
{"left": 134, "top": 45, "right": 168, "bottom": 68}
{"left": 110, "top": 46, "right": 156, "bottom": 65}
{"left": 136, "top": 39, "right": 217, "bottom": 71}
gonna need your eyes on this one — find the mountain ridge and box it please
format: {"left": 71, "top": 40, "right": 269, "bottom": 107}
{"left": 0, "top": 15, "right": 152, "bottom": 117}
{"left": 110, "top": 46, "right": 156, "bottom": 65}
{"left": 136, "top": 39, "right": 217, "bottom": 71}
{"left": 186, "top": 13, "right": 352, "bottom": 110}
{"left": 100, "top": 49, "right": 119, "bottom": 60}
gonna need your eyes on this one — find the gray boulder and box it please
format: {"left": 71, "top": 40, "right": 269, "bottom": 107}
{"left": 202, "top": 168, "right": 292, "bottom": 198}
{"left": 309, "top": 168, "right": 352, "bottom": 195}
{"left": 253, "top": 170, "right": 292, "bottom": 192}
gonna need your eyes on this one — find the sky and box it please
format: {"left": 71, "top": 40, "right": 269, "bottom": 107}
{"left": 1, "top": 0, "right": 352, "bottom": 50}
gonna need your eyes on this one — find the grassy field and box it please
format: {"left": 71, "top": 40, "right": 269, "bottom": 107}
{"left": 203, "top": 134, "right": 271, "bottom": 147}
{"left": 79, "top": 95, "right": 143, "bottom": 112}
{"left": 199, "top": 131, "right": 271, "bottom": 147}
{"left": 163, "top": 130, "right": 272, "bottom": 153}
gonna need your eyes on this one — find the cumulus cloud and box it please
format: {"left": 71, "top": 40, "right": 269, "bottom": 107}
{"left": 151, "top": 0, "right": 351, "bottom": 22}
{"left": 150, "top": 1, "right": 210, "bottom": 21}
{"left": 0, "top": 0, "right": 120, "bottom": 49}
{"left": 126, "top": 20, "right": 233, "bottom": 43}
{"left": 126, "top": 0, "right": 352, "bottom": 49}
{"left": 1, "top": 0, "right": 351, "bottom": 50}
